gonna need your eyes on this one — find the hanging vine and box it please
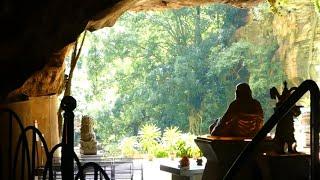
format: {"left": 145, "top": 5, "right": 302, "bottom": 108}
{"left": 314, "top": 0, "right": 320, "bottom": 14}
{"left": 58, "top": 30, "right": 87, "bottom": 138}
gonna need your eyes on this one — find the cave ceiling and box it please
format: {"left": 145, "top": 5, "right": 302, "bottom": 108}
{"left": 0, "top": 0, "right": 262, "bottom": 100}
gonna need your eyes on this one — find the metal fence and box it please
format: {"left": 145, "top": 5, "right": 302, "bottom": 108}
{"left": 1, "top": 96, "right": 110, "bottom": 180}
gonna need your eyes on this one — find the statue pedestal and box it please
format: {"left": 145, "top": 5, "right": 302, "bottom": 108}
{"left": 257, "top": 153, "right": 310, "bottom": 180}
{"left": 195, "top": 136, "right": 273, "bottom": 180}
{"left": 160, "top": 159, "right": 205, "bottom": 180}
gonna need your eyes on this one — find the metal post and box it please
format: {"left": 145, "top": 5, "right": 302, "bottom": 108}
{"left": 60, "top": 96, "right": 76, "bottom": 180}
{"left": 310, "top": 85, "right": 320, "bottom": 180}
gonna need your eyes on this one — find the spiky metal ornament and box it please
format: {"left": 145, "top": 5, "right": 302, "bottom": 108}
{"left": 270, "top": 81, "right": 302, "bottom": 153}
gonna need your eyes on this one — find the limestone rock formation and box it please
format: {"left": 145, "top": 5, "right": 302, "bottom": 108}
{"left": 234, "top": 4, "right": 276, "bottom": 47}
{"left": 6, "top": 45, "right": 71, "bottom": 100}
{"left": 236, "top": 1, "right": 320, "bottom": 95}
{"left": 80, "top": 115, "right": 97, "bottom": 155}
{"left": 273, "top": 0, "right": 320, "bottom": 86}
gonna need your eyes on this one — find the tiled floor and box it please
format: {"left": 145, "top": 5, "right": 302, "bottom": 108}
{"left": 136, "top": 158, "right": 171, "bottom": 180}
{"left": 35, "top": 158, "right": 198, "bottom": 180}
{"left": 134, "top": 158, "right": 205, "bottom": 180}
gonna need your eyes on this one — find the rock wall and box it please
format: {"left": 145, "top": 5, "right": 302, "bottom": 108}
{"left": 235, "top": 4, "right": 276, "bottom": 47}
{"left": 237, "top": 1, "right": 320, "bottom": 88}
{"left": 273, "top": 0, "right": 320, "bottom": 86}
{"left": 6, "top": 45, "right": 71, "bottom": 100}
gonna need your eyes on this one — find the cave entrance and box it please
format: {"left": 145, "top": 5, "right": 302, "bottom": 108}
{"left": 1, "top": 1, "right": 319, "bottom": 179}
{"left": 67, "top": 2, "right": 314, "bottom": 162}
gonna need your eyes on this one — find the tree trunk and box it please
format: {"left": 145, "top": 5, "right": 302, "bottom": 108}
{"left": 194, "top": 6, "right": 202, "bottom": 45}
{"left": 188, "top": 107, "right": 203, "bottom": 135}
{"left": 188, "top": 7, "right": 203, "bottom": 135}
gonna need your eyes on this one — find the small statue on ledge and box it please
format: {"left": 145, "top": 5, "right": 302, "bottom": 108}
{"left": 270, "top": 81, "right": 302, "bottom": 154}
{"left": 80, "top": 115, "right": 97, "bottom": 155}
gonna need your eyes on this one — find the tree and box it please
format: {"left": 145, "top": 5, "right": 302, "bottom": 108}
{"left": 108, "top": 5, "right": 249, "bottom": 135}
{"left": 73, "top": 4, "right": 286, "bottom": 142}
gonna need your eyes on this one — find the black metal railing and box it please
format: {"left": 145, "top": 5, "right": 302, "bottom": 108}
{"left": 13, "top": 126, "right": 51, "bottom": 180}
{"left": 1, "top": 96, "right": 110, "bottom": 180}
{"left": 0, "top": 108, "right": 31, "bottom": 180}
{"left": 224, "top": 80, "right": 320, "bottom": 180}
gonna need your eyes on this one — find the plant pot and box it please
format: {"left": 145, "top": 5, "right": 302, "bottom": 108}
{"left": 196, "top": 158, "right": 203, "bottom": 165}
{"left": 170, "top": 152, "right": 176, "bottom": 160}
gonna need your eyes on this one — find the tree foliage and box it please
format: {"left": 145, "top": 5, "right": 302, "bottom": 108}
{"left": 72, "top": 4, "right": 286, "bottom": 144}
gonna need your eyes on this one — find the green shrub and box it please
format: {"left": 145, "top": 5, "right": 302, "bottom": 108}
{"left": 138, "top": 123, "right": 161, "bottom": 155}
{"left": 103, "top": 142, "right": 121, "bottom": 157}
{"left": 120, "top": 136, "right": 139, "bottom": 158}
{"left": 175, "top": 140, "right": 189, "bottom": 157}
{"left": 163, "top": 126, "right": 182, "bottom": 154}
{"left": 174, "top": 133, "right": 202, "bottom": 158}
{"left": 188, "top": 145, "right": 202, "bottom": 158}
{"left": 154, "top": 146, "right": 169, "bottom": 158}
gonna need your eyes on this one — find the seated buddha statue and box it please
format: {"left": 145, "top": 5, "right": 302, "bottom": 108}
{"left": 210, "top": 83, "right": 264, "bottom": 137}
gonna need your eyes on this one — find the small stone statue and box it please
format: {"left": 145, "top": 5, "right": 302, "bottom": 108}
{"left": 80, "top": 115, "right": 97, "bottom": 155}
{"left": 270, "top": 81, "right": 302, "bottom": 154}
